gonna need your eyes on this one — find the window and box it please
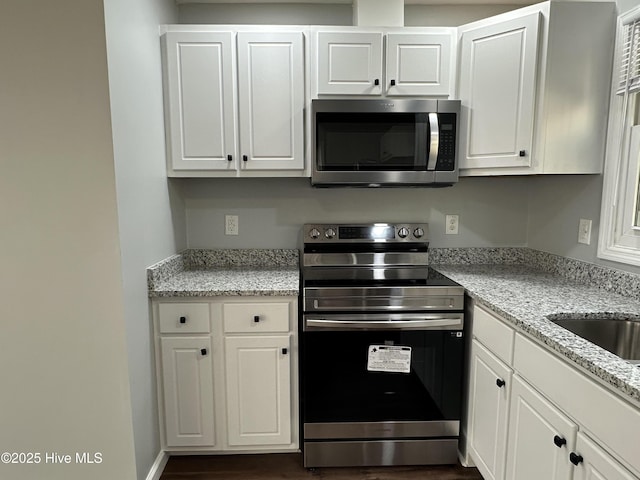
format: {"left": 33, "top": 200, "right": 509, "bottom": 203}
{"left": 598, "top": 6, "right": 640, "bottom": 267}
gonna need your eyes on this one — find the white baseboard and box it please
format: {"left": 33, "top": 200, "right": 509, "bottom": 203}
{"left": 145, "top": 451, "right": 169, "bottom": 480}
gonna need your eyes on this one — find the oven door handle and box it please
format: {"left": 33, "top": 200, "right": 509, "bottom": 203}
{"left": 304, "top": 314, "right": 463, "bottom": 331}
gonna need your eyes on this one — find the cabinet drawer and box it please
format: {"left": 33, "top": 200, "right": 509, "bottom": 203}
{"left": 158, "top": 303, "right": 210, "bottom": 334}
{"left": 473, "top": 305, "right": 515, "bottom": 365}
{"left": 223, "top": 303, "right": 290, "bottom": 333}
{"left": 514, "top": 333, "right": 640, "bottom": 476}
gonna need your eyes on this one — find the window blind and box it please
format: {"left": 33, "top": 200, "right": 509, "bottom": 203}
{"left": 618, "top": 19, "right": 640, "bottom": 95}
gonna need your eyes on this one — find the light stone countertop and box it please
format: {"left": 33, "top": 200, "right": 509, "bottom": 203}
{"left": 432, "top": 264, "right": 640, "bottom": 405}
{"left": 147, "top": 249, "right": 299, "bottom": 297}
{"left": 149, "top": 266, "right": 299, "bottom": 297}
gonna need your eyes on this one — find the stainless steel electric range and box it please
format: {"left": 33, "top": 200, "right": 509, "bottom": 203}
{"left": 300, "top": 223, "right": 465, "bottom": 468}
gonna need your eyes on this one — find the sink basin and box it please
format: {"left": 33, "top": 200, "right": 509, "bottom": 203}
{"left": 548, "top": 315, "right": 640, "bottom": 361}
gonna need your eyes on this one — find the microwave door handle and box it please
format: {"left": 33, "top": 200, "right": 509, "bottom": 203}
{"left": 427, "top": 113, "right": 439, "bottom": 171}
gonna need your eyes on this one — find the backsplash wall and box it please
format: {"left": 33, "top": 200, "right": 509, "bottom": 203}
{"left": 180, "top": 176, "right": 530, "bottom": 249}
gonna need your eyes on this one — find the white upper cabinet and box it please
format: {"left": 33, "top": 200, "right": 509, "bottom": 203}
{"left": 163, "top": 31, "right": 237, "bottom": 172}
{"left": 162, "top": 27, "right": 306, "bottom": 177}
{"left": 386, "top": 33, "right": 453, "bottom": 96}
{"left": 457, "top": 1, "right": 616, "bottom": 175}
{"left": 237, "top": 32, "right": 304, "bottom": 171}
{"left": 316, "top": 31, "right": 383, "bottom": 95}
{"left": 458, "top": 13, "right": 539, "bottom": 171}
{"left": 312, "top": 28, "right": 455, "bottom": 97}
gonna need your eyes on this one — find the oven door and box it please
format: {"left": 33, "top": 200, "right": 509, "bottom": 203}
{"left": 301, "top": 313, "right": 464, "bottom": 440}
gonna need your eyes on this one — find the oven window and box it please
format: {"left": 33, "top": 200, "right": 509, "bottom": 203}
{"left": 316, "top": 113, "right": 424, "bottom": 171}
{"left": 302, "top": 330, "right": 463, "bottom": 423}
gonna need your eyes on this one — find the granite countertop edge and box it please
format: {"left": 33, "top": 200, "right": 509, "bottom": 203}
{"left": 432, "top": 264, "right": 640, "bottom": 405}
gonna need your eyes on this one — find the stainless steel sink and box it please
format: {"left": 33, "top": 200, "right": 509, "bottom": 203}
{"left": 549, "top": 316, "right": 640, "bottom": 361}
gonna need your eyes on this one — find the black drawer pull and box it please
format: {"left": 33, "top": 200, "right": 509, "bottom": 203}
{"left": 243, "top": 155, "right": 248, "bottom": 162}
{"left": 254, "top": 315, "right": 260, "bottom": 323}
{"left": 282, "top": 348, "right": 288, "bottom": 355}
{"left": 569, "top": 452, "right": 583, "bottom": 466}
{"left": 374, "top": 78, "right": 379, "bottom": 86}
{"left": 519, "top": 150, "right": 526, "bottom": 157}
{"left": 179, "top": 316, "right": 186, "bottom": 324}
{"left": 200, "top": 348, "right": 207, "bottom": 356}
{"left": 390, "top": 79, "right": 396, "bottom": 86}
{"left": 496, "top": 378, "right": 506, "bottom": 388}
{"left": 553, "top": 435, "right": 567, "bottom": 448}
{"left": 227, "top": 154, "right": 233, "bottom": 162}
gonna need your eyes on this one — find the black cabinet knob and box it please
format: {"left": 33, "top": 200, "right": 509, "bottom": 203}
{"left": 390, "top": 79, "right": 396, "bottom": 86}
{"left": 179, "top": 316, "right": 186, "bottom": 324}
{"left": 282, "top": 348, "right": 288, "bottom": 355}
{"left": 227, "top": 155, "right": 232, "bottom": 162}
{"left": 243, "top": 155, "right": 248, "bottom": 162}
{"left": 374, "top": 78, "right": 380, "bottom": 86}
{"left": 200, "top": 348, "right": 207, "bottom": 356}
{"left": 569, "top": 452, "right": 583, "bottom": 466}
{"left": 496, "top": 378, "right": 506, "bottom": 388}
{"left": 519, "top": 150, "right": 526, "bottom": 157}
{"left": 553, "top": 435, "right": 567, "bottom": 448}
{"left": 254, "top": 315, "right": 260, "bottom": 323}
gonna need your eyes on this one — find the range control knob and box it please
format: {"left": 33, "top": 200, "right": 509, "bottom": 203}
{"left": 413, "top": 227, "right": 425, "bottom": 239}
{"left": 309, "top": 228, "right": 321, "bottom": 239}
{"left": 398, "top": 227, "right": 410, "bottom": 238}
{"left": 324, "top": 228, "right": 337, "bottom": 239}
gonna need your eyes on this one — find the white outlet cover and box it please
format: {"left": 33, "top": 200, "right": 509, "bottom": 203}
{"left": 225, "top": 215, "right": 239, "bottom": 236}
{"left": 578, "top": 218, "right": 592, "bottom": 245}
{"left": 445, "top": 214, "right": 459, "bottom": 235}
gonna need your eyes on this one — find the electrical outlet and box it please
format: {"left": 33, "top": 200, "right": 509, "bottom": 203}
{"left": 578, "top": 218, "right": 592, "bottom": 245}
{"left": 225, "top": 215, "right": 239, "bottom": 236}
{"left": 446, "top": 214, "right": 459, "bottom": 235}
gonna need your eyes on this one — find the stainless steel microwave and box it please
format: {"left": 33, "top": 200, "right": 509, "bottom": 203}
{"left": 311, "top": 99, "right": 460, "bottom": 187}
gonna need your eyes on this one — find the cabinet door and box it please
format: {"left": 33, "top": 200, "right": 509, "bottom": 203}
{"left": 237, "top": 32, "right": 304, "bottom": 171}
{"left": 316, "top": 31, "right": 383, "bottom": 95}
{"left": 458, "top": 12, "right": 540, "bottom": 171}
{"left": 163, "top": 31, "right": 237, "bottom": 171}
{"left": 505, "top": 375, "right": 576, "bottom": 480}
{"left": 468, "top": 339, "right": 513, "bottom": 480}
{"left": 224, "top": 335, "right": 291, "bottom": 446}
{"left": 385, "top": 33, "right": 452, "bottom": 96}
{"left": 572, "top": 432, "right": 638, "bottom": 480}
{"left": 160, "top": 337, "right": 215, "bottom": 447}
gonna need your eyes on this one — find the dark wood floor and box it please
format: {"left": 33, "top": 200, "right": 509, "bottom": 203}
{"left": 160, "top": 453, "right": 484, "bottom": 480}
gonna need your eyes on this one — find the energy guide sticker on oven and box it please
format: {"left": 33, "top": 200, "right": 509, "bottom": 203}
{"left": 367, "top": 345, "right": 412, "bottom": 373}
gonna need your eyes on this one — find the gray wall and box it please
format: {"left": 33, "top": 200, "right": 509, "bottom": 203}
{"left": 0, "top": 1, "right": 137, "bottom": 479}
{"left": 103, "top": 0, "right": 184, "bottom": 478}
{"left": 404, "top": 4, "right": 522, "bottom": 26}
{"left": 178, "top": 2, "right": 521, "bottom": 26}
{"left": 182, "top": 177, "right": 529, "bottom": 249}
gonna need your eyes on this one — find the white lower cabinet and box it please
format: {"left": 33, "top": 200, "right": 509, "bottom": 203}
{"left": 573, "top": 432, "right": 639, "bottom": 480}
{"left": 468, "top": 339, "right": 512, "bottom": 480}
{"left": 224, "top": 335, "right": 291, "bottom": 446}
{"left": 466, "top": 304, "right": 640, "bottom": 480}
{"left": 505, "top": 375, "right": 576, "bottom": 480}
{"left": 154, "top": 297, "right": 298, "bottom": 452}
{"left": 160, "top": 336, "right": 215, "bottom": 447}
